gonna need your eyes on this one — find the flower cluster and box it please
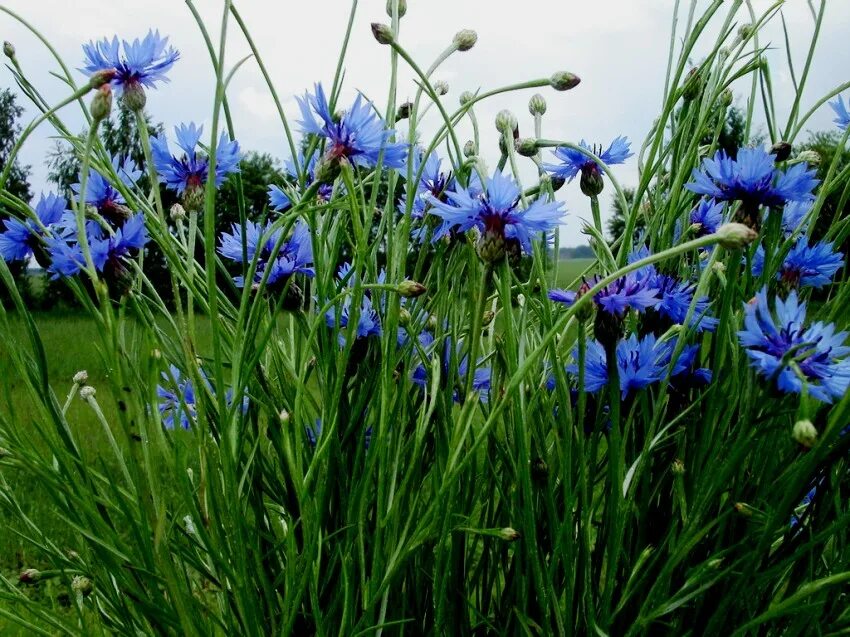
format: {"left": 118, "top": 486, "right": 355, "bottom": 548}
{"left": 325, "top": 263, "right": 383, "bottom": 347}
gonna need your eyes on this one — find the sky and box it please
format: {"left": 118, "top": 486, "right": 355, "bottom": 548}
{"left": 1, "top": 0, "right": 849, "bottom": 245}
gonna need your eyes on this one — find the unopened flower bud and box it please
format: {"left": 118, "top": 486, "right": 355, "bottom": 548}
{"left": 73, "top": 370, "right": 88, "bottom": 384}
{"left": 515, "top": 138, "right": 538, "bottom": 157}
{"left": 122, "top": 82, "right": 147, "bottom": 112}
{"left": 398, "top": 307, "right": 411, "bottom": 326}
{"left": 426, "top": 314, "right": 438, "bottom": 332}
{"left": 734, "top": 502, "right": 754, "bottom": 517}
{"left": 550, "top": 174, "right": 566, "bottom": 192}
{"left": 712, "top": 261, "right": 726, "bottom": 274}
{"left": 770, "top": 141, "right": 792, "bottom": 162}
{"left": 672, "top": 458, "right": 686, "bottom": 475}
{"left": 797, "top": 150, "right": 821, "bottom": 166}
{"left": 170, "top": 203, "right": 186, "bottom": 222}
{"left": 792, "top": 419, "right": 817, "bottom": 448}
{"left": 0, "top": 447, "right": 10, "bottom": 459}
{"left": 3, "top": 41, "right": 15, "bottom": 59}
{"left": 549, "top": 71, "right": 581, "bottom": 91}
{"left": 434, "top": 80, "right": 449, "bottom": 96}
{"left": 478, "top": 227, "right": 507, "bottom": 264}
{"left": 716, "top": 222, "right": 758, "bottom": 249}
{"left": 498, "top": 527, "right": 521, "bottom": 542}
{"left": 580, "top": 165, "right": 605, "bottom": 197}
{"left": 453, "top": 29, "right": 478, "bottom": 51}
{"left": 90, "top": 85, "right": 112, "bottom": 122}
{"left": 682, "top": 68, "right": 703, "bottom": 101}
{"left": 395, "top": 101, "right": 412, "bottom": 121}
{"left": 385, "top": 0, "right": 407, "bottom": 17}
{"left": 79, "top": 385, "right": 97, "bottom": 400}
{"left": 371, "top": 22, "right": 394, "bottom": 45}
{"left": 313, "top": 152, "right": 344, "bottom": 185}
{"left": 88, "top": 68, "right": 117, "bottom": 89}
{"left": 529, "top": 93, "right": 547, "bottom": 116}
{"left": 738, "top": 24, "right": 754, "bottom": 41}
{"left": 720, "top": 88, "right": 733, "bottom": 107}
{"left": 71, "top": 575, "right": 93, "bottom": 597}
{"left": 459, "top": 91, "right": 475, "bottom": 106}
{"left": 279, "top": 409, "right": 290, "bottom": 423}
{"left": 482, "top": 310, "right": 495, "bottom": 327}
{"left": 19, "top": 569, "right": 40, "bottom": 584}
{"left": 397, "top": 280, "right": 427, "bottom": 298}
{"left": 495, "top": 109, "right": 517, "bottom": 136}
{"left": 463, "top": 140, "right": 476, "bottom": 157}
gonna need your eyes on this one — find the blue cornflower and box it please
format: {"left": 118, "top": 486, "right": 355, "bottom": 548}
{"left": 411, "top": 336, "right": 491, "bottom": 401}
{"left": 306, "top": 419, "right": 323, "bottom": 447}
{"left": 151, "top": 123, "right": 241, "bottom": 196}
{"left": 156, "top": 365, "right": 197, "bottom": 430}
{"left": 753, "top": 239, "right": 843, "bottom": 289}
{"left": 689, "top": 198, "right": 725, "bottom": 236}
{"left": 567, "top": 334, "right": 706, "bottom": 398}
{"left": 399, "top": 149, "right": 455, "bottom": 219}
{"left": 427, "top": 170, "right": 564, "bottom": 259}
{"left": 544, "top": 137, "right": 632, "bottom": 182}
{"left": 71, "top": 157, "right": 140, "bottom": 220}
{"left": 297, "top": 83, "right": 408, "bottom": 173}
{"left": 549, "top": 272, "right": 660, "bottom": 317}
{"left": 830, "top": 95, "right": 850, "bottom": 131}
{"left": 46, "top": 214, "right": 148, "bottom": 279}
{"left": 267, "top": 152, "right": 337, "bottom": 212}
{"left": 686, "top": 147, "right": 818, "bottom": 229}
{"left": 737, "top": 287, "right": 850, "bottom": 403}
{"left": 218, "top": 219, "right": 314, "bottom": 287}
{"left": 325, "top": 262, "right": 383, "bottom": 346}
{"left": 780, "top": 201, "right": 811, "bottom": 237}
{"left": 81, "top": 30, "right": 179, "bottom": 93}
{"left": 0, "top": 193, "right": 67, "bottom": 262}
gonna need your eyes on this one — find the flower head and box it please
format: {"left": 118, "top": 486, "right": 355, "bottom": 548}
{"left": 549, "top": 271, "right": 660, "bottom": 318}
{"left": 686, "top": 148, "right": 818, "bottom": 228}
{"left": 81, "top": 30, "right": 178, "bottom": 93}
{"left": 411, "top": 335, "right": 491, "bottom": 401}
{"left": 151, "top": 123, "right": 241, "bottom": 197}
{"left": 544, "top": 137, "right": 632, "bottom": 196}
{"left": 689, "top": 198, "right": 725, "bottom": 236}
{"left": 737, "top": 287, "right": 850, "bottom": 403}
{"left": 399, "top": 149, "right": 455, "bottom": 219}
{"left": 157, "top": 364, "right": 198, "bottom": 430}
{"left": 297, "top": 83, "right": 407, "bottom": 173}
{"left": 427, "top": 170, "right": 564, "bottom": 259}
{"left": 780, "top": 201, "right": 811, "bottom": 237}
{"left": 753, "top": 239, "right": 843, "bottom": 290}
{"left": 0, "top": 193, "right": 67, "bottom": 262}
{"left": 218, "top": 219, "right": 314, "bottom": 287}
{"left": 46, "top": 214, "right": 148, "bottom": 279}
{"left": 325, "top": 262, "right": 383, "bottom": 346}
{"left": 72, "top": 157, "right": 140, "bottom": 223}
{"left": 829, "top": 95, "right": 850, "bottom": 131}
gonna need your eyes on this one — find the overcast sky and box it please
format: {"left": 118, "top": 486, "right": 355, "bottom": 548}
{"left": 2, "top": 0, "right": 849, "bottom": 245}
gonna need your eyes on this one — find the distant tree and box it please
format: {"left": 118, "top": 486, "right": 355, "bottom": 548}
{"left": 0, "top": 88, "right": 34, "bottom": 305}
{"left": 606, "top": 187, "right": 639, "bottom": 242}
{"left": 799, "top": 130, "right": 850, "bottom": 246}
{"left": 217, "top": 151, "right": 286, "bottom": 223}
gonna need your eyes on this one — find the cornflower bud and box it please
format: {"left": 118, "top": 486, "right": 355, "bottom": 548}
{"left": 19, "top": 569, "right": 40, "bottom": 584}
{"left": 528, "top": 93, "right": 547, "bottom": 116}
{"left": 434, "top": 80, "right": 449, "bottom": 96}
{"left": 671, "top": 459, "right": 686, "bottom": 475}
{"left": 73, "top": 370, "right": 88, "bottom": 384}
{"left": 453, "top": 29, "right": 478, "bottom": 51}
{"left": 498, "top": 527, "right": 521, "bottom": 542}
{"left": 398, "top": 307, "right": 411, "bottom": 326}
{"left": 395, "top": 101, "right": 412, "bottom": 121}
{"left": 682, "top": 68, "right": 703, "bottom": 101}
{"left": 88, "top": 68, "right": 117, "bottom": 89}
{"left": 463, "top": 140, "right": 477, "bottom": 157}
{"left": 371, "top": 23, "right": 394, "bottom": 45}
{"left": 716, "top": 222, "right": 758, "bottom": 249}
{"left": 122, "top": 82, "right": 146, "bottom": 112}
{"left": 495, "top": 110, "right": 517, "bottom": 136}
{"left": 792, "top": 419, "right": 818, "bottom": 448}
{"left": 90, "top": 85, "right": 113, "bottom": 123}
{"left": 3, "top": 41, "right": 15, "bottom": 59}
{"left": 397, "top": 280, "right": 427, "bottom": 298}
{"left": 279, "top": 409, "right": 290, "bottom": 423}
{"left": 515, "top": 138, "right": 538, "bottom": 157}
{"left": 386, "top": 0, "right": 407, "bottom": 17}
{"left": 71, "top": 575, "right": 93, "bottom": 597}
{"left": 549, "top": 71, "right": 581, "bottom": 91}
{"left": 482, "top": 310, "right": 495, "bottom": 327}
{"left": 797, "top": 150, "right": 821, "bottom": 166}
{"left": 770, "top": 141, "right": 792, "bottom": 162}
{"left": 170, "top": 203, "right": 187, "bottom": 222}
{"left": 79, "top": 385, "right": 97, "bottom": 400}
{"left": 720, "top": 89, "right": 733, "bottom": 108}
{"left": 580, "top": 164, "right": 605, "bottom": 197}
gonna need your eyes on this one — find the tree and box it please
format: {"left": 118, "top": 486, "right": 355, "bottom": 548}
{"left": 0, "top": 88, "right": 34, "bottom": 305}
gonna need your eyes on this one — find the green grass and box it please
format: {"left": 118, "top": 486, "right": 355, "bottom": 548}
{"left": 555, "top": 258, "right": 595, "bottom": 288}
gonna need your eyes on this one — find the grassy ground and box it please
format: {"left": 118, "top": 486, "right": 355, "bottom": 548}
{"left": 554, "top": 258, "right": 594, "bottom": 288}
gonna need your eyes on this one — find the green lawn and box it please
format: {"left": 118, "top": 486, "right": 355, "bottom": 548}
{"left": 555, "top": 258, "right": 595, "bottom": 288}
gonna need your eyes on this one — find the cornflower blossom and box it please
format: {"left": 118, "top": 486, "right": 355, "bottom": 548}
{"left": 297, "top": 83, "right": 408, "bottom": 178}
{"left": 686, "top": 147, "right": 818, "bottom": 230}
{"left": 218, "top": 219, "right": 314, "bottom": 288}
{"left": 0, "top": 193, "right": 67, "bottom": 263}
{"left": 752, "top": 239, "right": 843, "bottom": 290}
{"left": 151, "top": 123, "right": 241, "bottom": 203}
{"left": 737, "top": 287, "right": 850, "bottom": 403}
{"left": 543, "top": 136, "right": 632, "bottom": 196}
{"left": 427, "top": 170, "right": 564, "bottom": 262}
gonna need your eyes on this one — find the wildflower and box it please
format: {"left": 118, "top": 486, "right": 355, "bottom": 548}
{"left": 829, "top": 95, "right": 850, "bottom": 131}
{"left": 566, "top": 334, "right": 708, "bottom": 397}
{"left": 71, "top": 157, "right": 141, "bottom": 225}
{"left": 753, "top": 239, "right": 843, "bottom": 290}
{"left": 157, "top": 365, "right": 197, "bottom": 429}
{"left": 297, "top": 83, "right": 407, "bottom": 179}
{"left": 549, "top": 273, "right": 660, "bottom": 318}
{"left": 325, "top": 263, "right": 383, "bottom": 346}
{"left": 427, "top": 170, "right": 564, "bottom": 262}
{"left": 411, "top": 336, "right": 491, "bottom": 401}
{"left": 737, "top": 287, "right": 850, "bottom": 403}
{"left": 81, "top": 31, "right": 179, "bottom": 109}
{"left": 399, "top": 149, "right": 455, "bottom": 220}
{"left": 689, "top": 199, "right": 725, "bottom": 237}
{"left": 544, "top": 137, "right": 632, "bottom": 197}
{"left": 780, "top": 201, "right": 811, "bottom": 237}
{"left": 0, "top": 193, "right": 67, "bottom": 263}
{"left": 151, "top": 123, "right": 241, "bottom": 206}
{"left": 218, "top": 219, "right": 314, "bottom": 288}
{"left": 686, "top": 147, "right": 818, "bottom": 230}
{"left": 792, "top": 419, "right": 818, "bottom": 448}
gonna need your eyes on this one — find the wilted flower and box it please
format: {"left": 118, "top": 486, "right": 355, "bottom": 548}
{"left": 218, "top": 219, "right": 314, "bottom": 288}
{"left": 737, "top": 287, "right": 850, "bottom": 403}
{"left": 297, "top": 83, "right": 407, "bottom": 176}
